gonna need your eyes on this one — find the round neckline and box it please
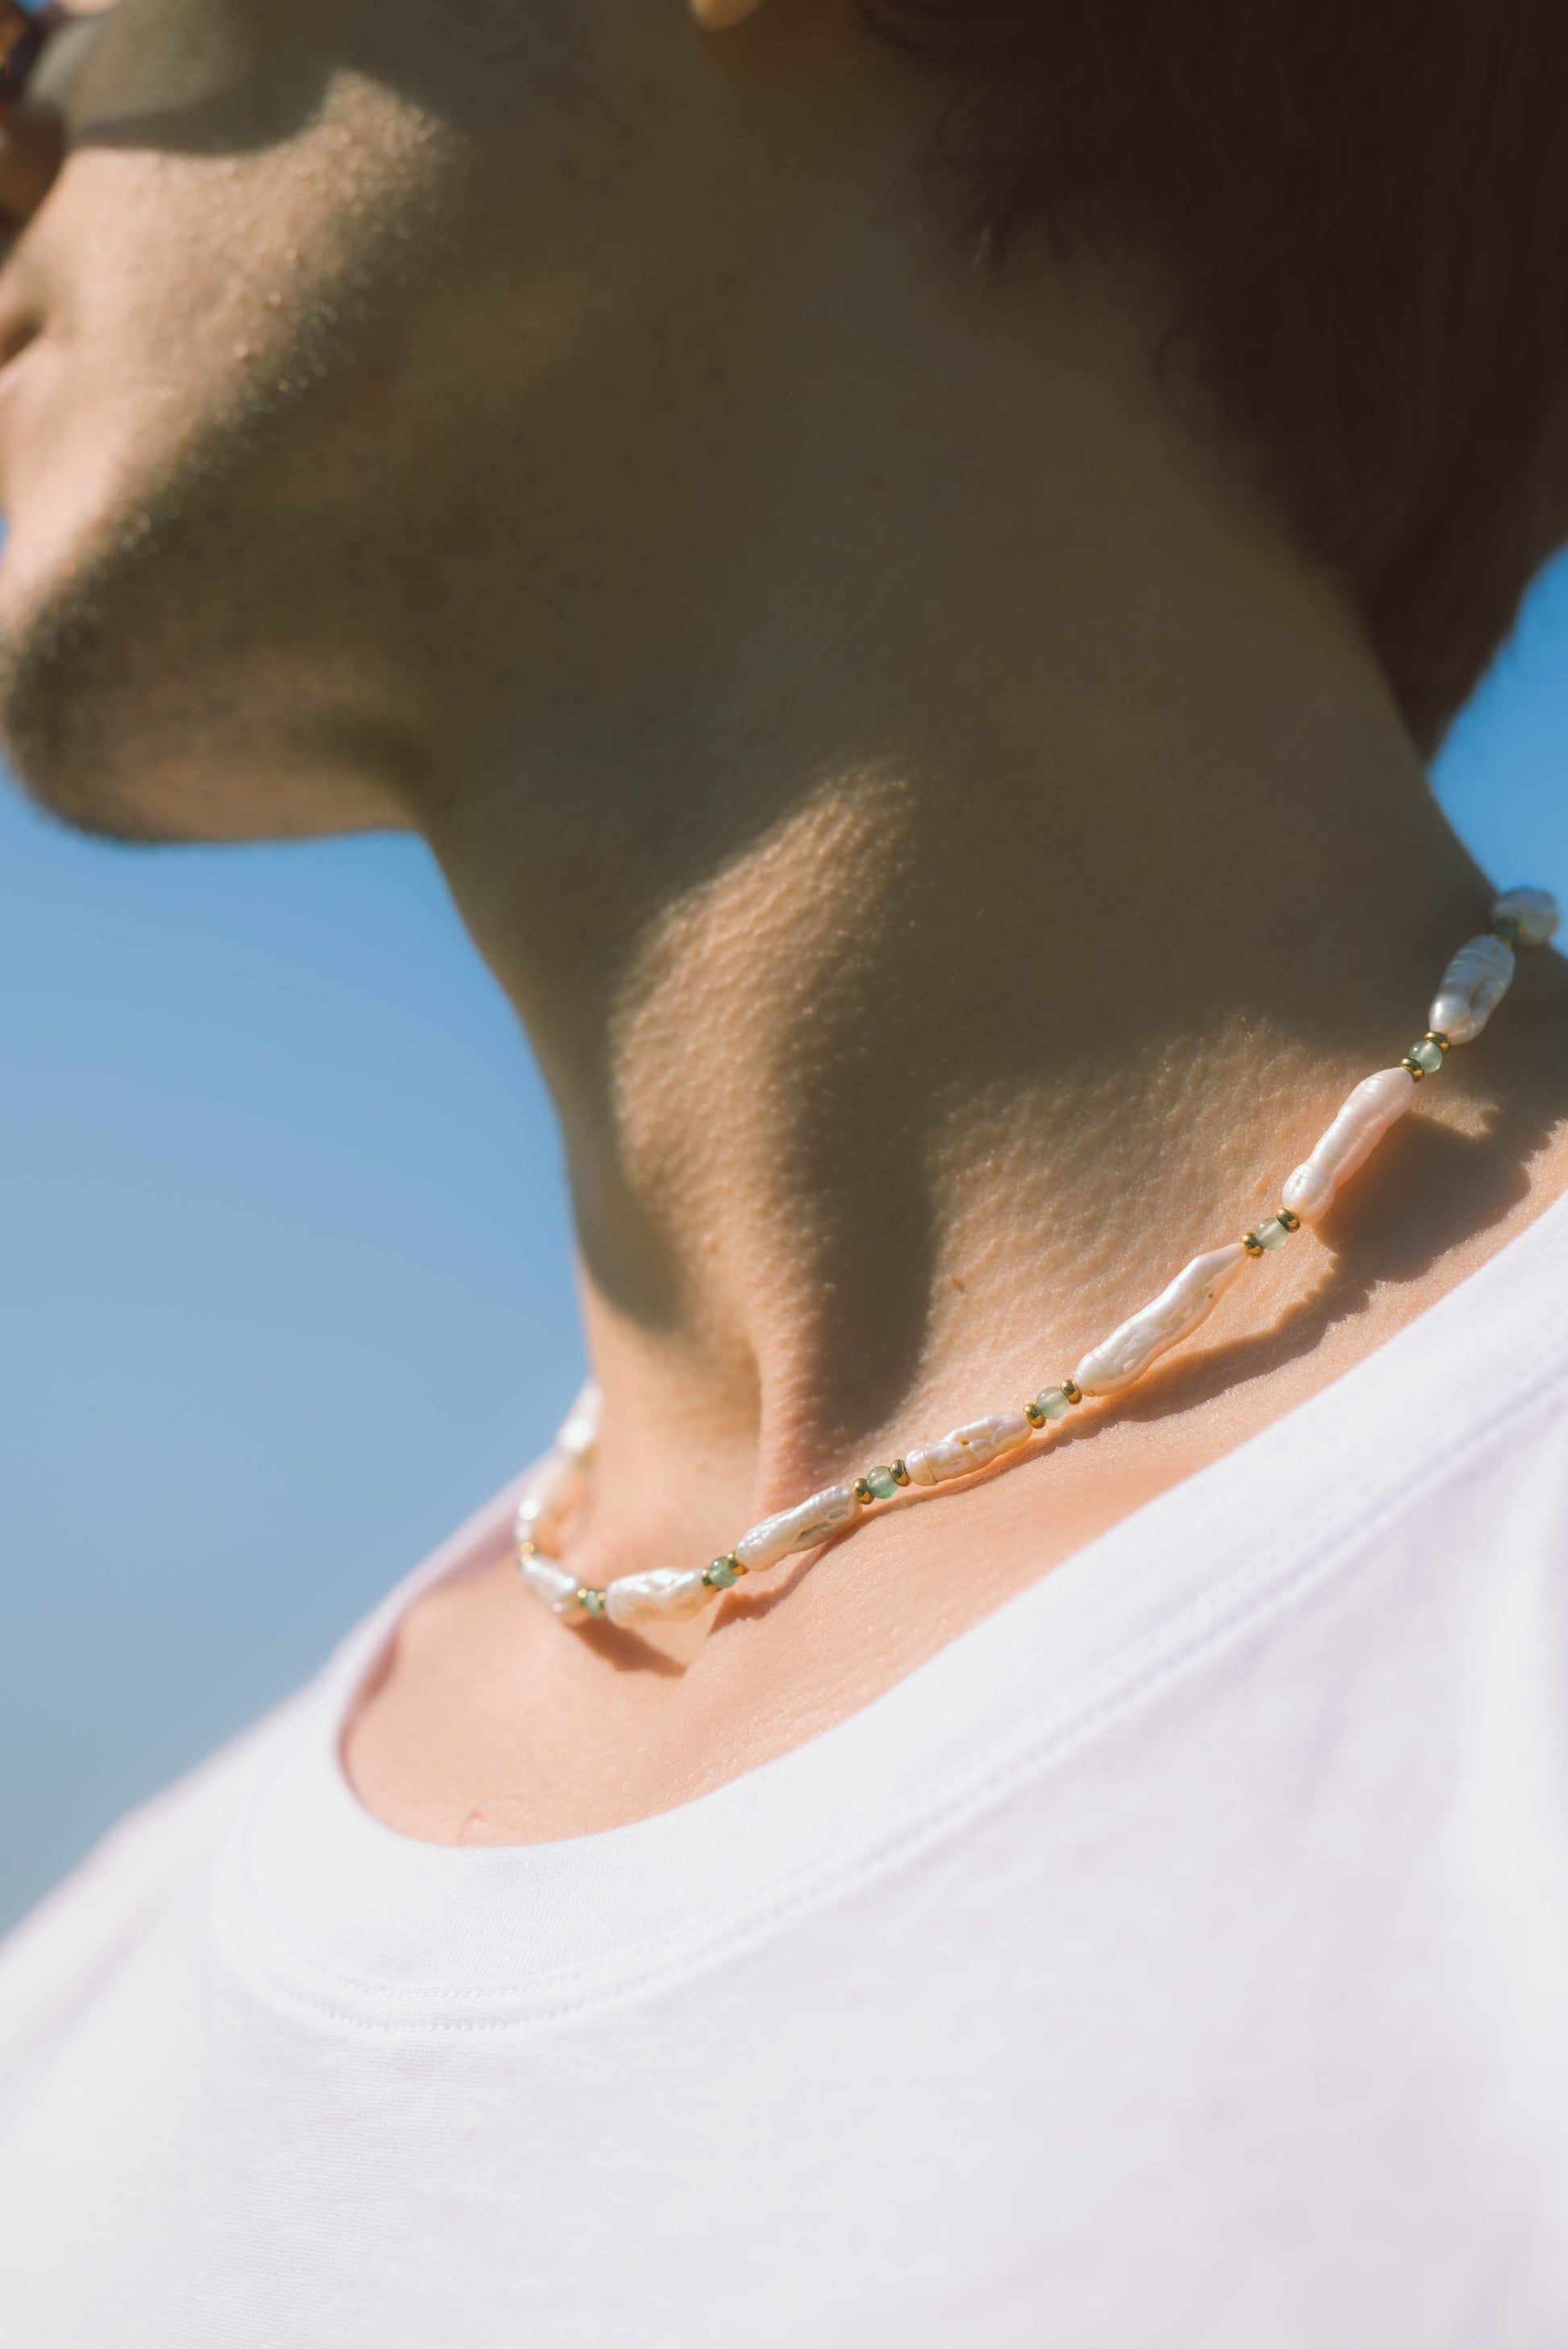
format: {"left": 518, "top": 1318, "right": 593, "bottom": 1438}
{"left": 214, "top": 1183, "right": 1568, "bottom": 2035}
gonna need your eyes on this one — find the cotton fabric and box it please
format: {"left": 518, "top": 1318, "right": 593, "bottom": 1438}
{"left": 3, "top": 1201, "right": 1568, "bottom": 2345}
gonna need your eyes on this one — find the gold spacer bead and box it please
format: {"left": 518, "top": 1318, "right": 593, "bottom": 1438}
{"left": 517, "top": 1537, "right": 537, "bottom": 1561}
{"left": 1277, "top": 1206, "right": 1302, "bottom": 1233}
{"left": 890, "top": 1459, "right": 911, "bottom": 1487}
{"left": 1060, "top": 1379, "right": 1083, "bottom": 1406}
{"left": 852, "top": 1477, "right": 873, "bottom": 1506}
{"left": 1425, "top": 1031, "right": 1450, "bottom": 1052}
{"left": 1023, "top": 1401, "right": 1047, "bottom": 1429}
{"left": 1400, "top": 1054, "right": 1425, "bottom": 1080}
{"left": 1242, "top": 1231, "right": 1265, "bottom": 1257}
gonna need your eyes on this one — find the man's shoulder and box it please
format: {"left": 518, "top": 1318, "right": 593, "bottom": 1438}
{"left": 0, "top": 1698, "right": 305, "bottom": 2067}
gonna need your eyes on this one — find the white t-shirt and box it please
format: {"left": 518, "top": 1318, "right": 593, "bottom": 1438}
{"left": 4, "top": 1201, "right": 1568, "bottom": 2349}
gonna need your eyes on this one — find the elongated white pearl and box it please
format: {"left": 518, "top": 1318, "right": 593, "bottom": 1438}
{"left": 1428, "top": 933, "right": 1515, "bottom": 1046}
{"left": 519, "top": 1550, "right": 585, "bottom": 1619}
{"left": 734, "top": 1483, "right": 859, "bottom": 1572}
{"left": 903, "top": 1412, "right": 1032, "bottom": 1487}
{"left": 555, "top": 1380, "right": 601, "bottom": 1464}
{"left": 514, "top": 1446, "right": 585, "bottom": 1556}
{"left": 1492, "top": 886, "right": 1560, "bottom": 949}
{"left": 1073, "top": 1243, "right": 1249, "bottom": 1397}
{"left": 604, "top": 1566, "right": 716, "bottom": 1629}
{"left": 1280, "top": 1065, "right": 1415, "bottom": 1223}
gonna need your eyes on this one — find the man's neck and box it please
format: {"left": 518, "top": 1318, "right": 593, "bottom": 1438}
{"left": 342, "top": 57, "right": 1568, "bottom": 1846}
{"left": 355, "top": 560, "right": 1568, "bottom": 1839}
{"left": 421, "top": 263, "right": 1526, "bottom": 1593}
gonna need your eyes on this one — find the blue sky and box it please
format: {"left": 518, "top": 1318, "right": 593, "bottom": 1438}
{"left": 3, "top": 554, "right": 1567, "bottom": 1932}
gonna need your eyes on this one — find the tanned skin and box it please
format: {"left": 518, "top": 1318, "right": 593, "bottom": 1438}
{"left": 0, "top": 0, "right": 1563, "bottom": 1845}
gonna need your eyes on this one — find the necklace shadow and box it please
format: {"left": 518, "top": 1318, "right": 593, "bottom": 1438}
{"left": 566, "top": 1622, "right": 690, "bottom": 1679}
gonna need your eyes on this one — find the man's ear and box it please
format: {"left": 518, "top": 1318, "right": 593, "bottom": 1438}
{"left": 690, "top": 0, "right": 766, "bottom": 27}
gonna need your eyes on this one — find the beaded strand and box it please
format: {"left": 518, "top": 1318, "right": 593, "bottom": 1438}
{"left": 517, "top": 886, "right": 1559, "bottom": 1632}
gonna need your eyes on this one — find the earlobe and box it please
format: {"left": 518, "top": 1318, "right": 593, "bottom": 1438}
{"left": 689, "top": 0, "right": 766, "bottom": 27}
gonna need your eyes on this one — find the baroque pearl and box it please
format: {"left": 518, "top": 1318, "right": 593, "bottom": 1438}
{"left": 903, "top": 1413, "right": 1032, "bottom": 1486}
{"left": 734, "top": 1483, "right": 860, "bottom": 1572}
{"left": 514, "top": 1446, "right": 585, "bottom": 1558}
{"left": 1281, "top": 1066, "right": 1415, "bottom": 1223}
{"left": 1428, "top": 933, "right": 1516, "bottom": 1046}
{"left": 555, "top": 1380, "right": 601, "bottom": 1464}
{"left": 604, "top": 1567, "right": 716, "bottom": 1629}
{"left": 1073, "top": 1243, "right": 1249, "bottom": 1397}
{"left": 1492, "top": 886, "right": 1560, "bottom": 950}
{"left": 518, "top": 1551, "right": 585, "bottom": 1619}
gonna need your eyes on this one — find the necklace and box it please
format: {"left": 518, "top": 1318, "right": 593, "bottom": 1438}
{"left": 517, "top": 886, "right": 1559, "bottom": 1631}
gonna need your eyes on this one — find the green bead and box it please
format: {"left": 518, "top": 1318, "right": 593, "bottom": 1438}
{"left": 865, "top": 1465, "right": 902, "bottom": 1500}
{"left": 579, "top": 1587, "right": 608, "bottom": 1618}
{"left": 1252, "top": 1216, "right": 1291, "bottom": 1251}
{"left": 1035, "top": 1387, "right": 1072, "bottom": 1421}
{"left": 703, "top": 1555, "right": 740, "bottom": 1588}
{"left": 1408, "top": 1035, "right": 1445, "bottom": 1076}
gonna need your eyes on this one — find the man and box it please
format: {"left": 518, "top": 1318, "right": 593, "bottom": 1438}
{"left": 1, "top": 0, "right": 1566, "bottom": 2339}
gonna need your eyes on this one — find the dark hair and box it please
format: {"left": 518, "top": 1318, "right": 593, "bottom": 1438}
{"left": 862, "top": 0, "right": 1568, "bottom": 750}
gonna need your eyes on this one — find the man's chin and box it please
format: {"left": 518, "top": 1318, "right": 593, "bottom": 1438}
{"left": 0, "top": 511, "right": 417, "bottom": 847}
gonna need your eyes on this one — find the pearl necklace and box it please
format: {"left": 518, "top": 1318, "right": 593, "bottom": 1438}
{"left": 517, "top": 887, "right": 1560, "bottom": 1631}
